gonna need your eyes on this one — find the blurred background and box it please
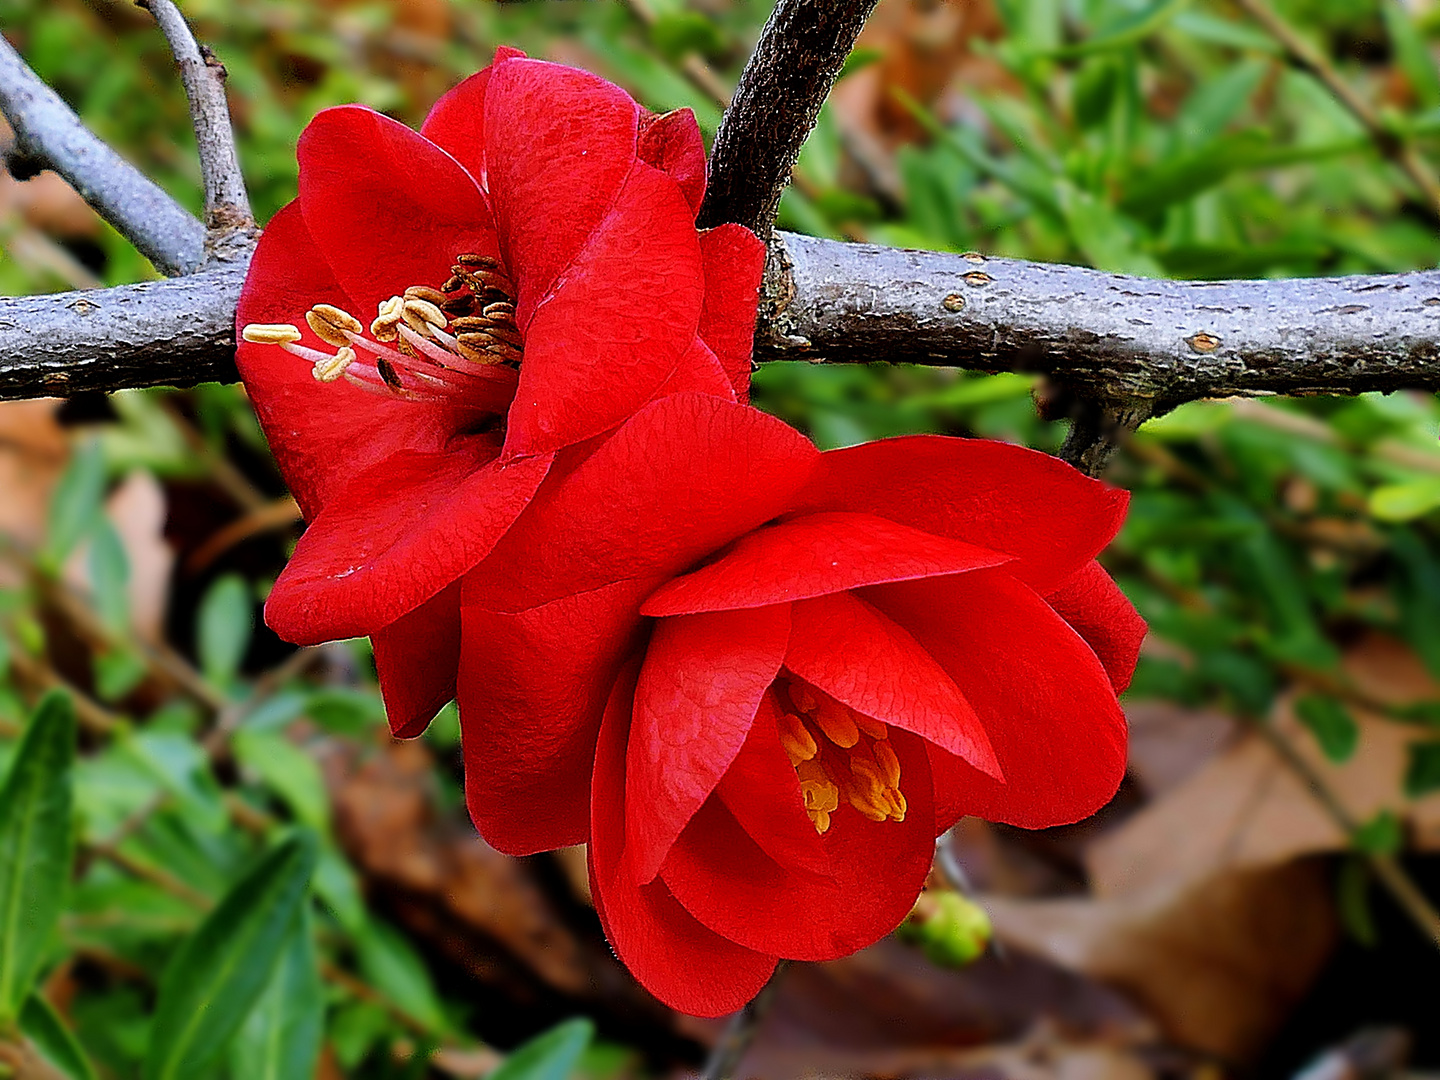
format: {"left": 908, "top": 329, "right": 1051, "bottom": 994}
{"left": 4, "top": 0, "right": 1440, "bottom": 1076}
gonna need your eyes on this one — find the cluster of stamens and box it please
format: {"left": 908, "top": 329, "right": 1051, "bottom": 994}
{"left": 240, "top": 254, "right": 524, "bottom": 409}
{"left": 773, "top": 677, "right": 906, "bottom": 835}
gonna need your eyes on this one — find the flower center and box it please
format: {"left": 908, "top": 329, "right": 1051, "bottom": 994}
{"left": 240, "top": 253, "right": 523, "bottom": 411}
{"left": 773, "top": 675, "right": 906, "bottom": 836}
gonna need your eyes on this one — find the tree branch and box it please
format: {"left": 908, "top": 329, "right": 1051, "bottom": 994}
{"left": 0, "top": 34, "right": 205, "bottom": 276}
{"left": 696, "top": 0, "right": 879, "bottom": 236}
{"left": 137, "top": 0, "right": 256, "bottom": 255}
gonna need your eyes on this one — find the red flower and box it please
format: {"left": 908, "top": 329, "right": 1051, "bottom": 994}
{"left": 456, "top": 393, "right": 1146, "bottom": 1016}
{"left": 235, "top": 51, "right": 764, "bottom": 733}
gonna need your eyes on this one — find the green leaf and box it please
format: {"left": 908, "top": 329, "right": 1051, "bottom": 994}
{"left": 488, "top": 1019, "right": 594, "bottom": 1080}
{"left": 87, "top": 518, "right": 130, "bottom": 634}
{"left": 1336, "top": 857, "right": 1377, "bottom": 947}
{"left": 1383, "top": 1, "right": 1440, "bottom": 111}
{"left": 18, "top": 993, "right": 99, "bottom": 1080}
{"left": 197, "top": 574, "right": 253, "bottom": 687}
{"left": 43, "top": 439, "right": 106, "bottom": 569}
{"left": 1294, "top": 695, "right": 1359, "bottom": 764}
{"left": 229, "top": 909, "right": 324, "bottom": 1080}
{"left": 1404, "top": 740, "right": 1440, "bottom": 798}
{"left": 1368, "top": 476, "right": 1440, "bottom": 521}
{"left": 355, "top": 917, "right": 449, "bottom": 1035}
{"left": 1353, "top": 809, "right": 1404, "bottom": 856}
{"left": 0, "top": 692, "right": 76, "bottom": 1022}
{"left": 142, "top": 832, "right": 318, "bottom": 1080}
{"left": 232, "top": 729, "right": 329, "bottom": 831}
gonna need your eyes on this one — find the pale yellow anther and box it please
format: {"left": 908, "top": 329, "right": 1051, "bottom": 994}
{"left": 848, "top": 787, "right": 891, "bottom": 822}
{"left": 401, "top": 309, "right": 437, "bottom": 337}
{"left": 809, "top": 809, "right": 831, "bottom": 835}
{"left": 241, "top": 323, "right": 302, "bottom": 345}
{"left": 854, "top": 714, "right": 887, "bottom": 741}
{"left": 873, "top": 741, "right": 902, "bottom": 789}
{"left": 404, "top": 285, "right": 449, "bottom": 305}
{"left": 305, "top": 304, "right": 363, "bottom": 347}
{"left": 402, "top": 298, "right": 447, "bottom": 328}
{"left": 796, "top": 760, "right": 839, "bottom": 816}
{"left": 378, "top": 295, "right": 405, "bottom": 320}
{"left": 311, "top": 347, "right": 357, "bottom": 383}
{"left": 813, "top": 699, "right": 860, "bottom": 749}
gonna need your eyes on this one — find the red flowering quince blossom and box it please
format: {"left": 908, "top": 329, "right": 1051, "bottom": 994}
{"left": 454, "top": 393, "right": 1147, "bottom": 1016}
{"left": 235, "top": 49, "right": 764, "bottom": 734}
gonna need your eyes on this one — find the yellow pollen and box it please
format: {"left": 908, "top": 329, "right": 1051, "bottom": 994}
{"left": 305, "top": 304, "right": 363, "bottom": 346}
{"left": 241, "top": 323, "right": 301, "bottom": 345}
{"left": 312, "top": 346, "right": 356, "bottom": 383}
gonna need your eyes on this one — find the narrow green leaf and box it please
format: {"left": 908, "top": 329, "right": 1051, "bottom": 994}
{"left": 86, "top": 518, "right": 130, "bottom": 635}
{"left": 1294, "top": 695, "right": 1359, "bottom": 764}
{"left": 18, "top": 993, "right": 99, "bottom": 1080}
{"left": 142, "top": 832, "right": 318, "bottom": 1080}
{"left": 232, "top": 729, "right": 329, "bottom": 831}
{"left": 1336, "top": 857, "right": 1377, "bottom": 947}
{"left": 1383, "top": 1, "right": 1440, "bottom": 111}
{"left": 229, "top": 909, "right": 324, "bottom": 1080}
{"left": 0, "top": 692, "right": 76, "bottom": 1022}
{"left": 1404, "top": 740, "right": 1440, "bottom": 798}
{"left": 1353, "top": 810, "right": 1403, "bottom": 856}
{"left": 43, "top": 440, "right": 106, "bottom": 569}
{"left": 197, "top": 574, "right": 253, "bottom": 687}
{"left": 488, "top": 1019, "right": 594, "bottom": 1080}
{"left": 355, "top": 917, "right": 449, "bottom": 1035}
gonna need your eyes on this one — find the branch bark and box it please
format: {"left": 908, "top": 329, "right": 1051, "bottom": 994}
{"left": 137, "top": 0, "right": 256, "bottom": 255}
{"left": 696, "top": 0, "right": 879, "bottom": 236}
{"left": 0, "top": 34, "right": 205, "bottom": 276}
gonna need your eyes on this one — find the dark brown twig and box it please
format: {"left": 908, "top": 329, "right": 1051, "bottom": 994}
{"left": 700, "top": 961, "right": 788, "bottom": 1080}
{"left": 136, "top": 0, "right": 257, "bottom": 257}
{"left": 697, "top": 0, "right": 879, "bottom": 236}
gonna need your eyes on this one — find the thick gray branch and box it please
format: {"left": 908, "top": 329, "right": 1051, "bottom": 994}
{"left": 138, "top": 0, "right": 256, "bottom": 252}
{"left": 696, "top": 0, "right": 878, "bottom": 236}
{"left": 761, "top": 233, "right": 1440, "bottom": 408}
{"left": 0, "top": 259, "right": 244, "bottom": 398}
{"left": 7, "top": 234, "right": 1440, "bottom": 416}
{"left": 0, "top": 35, "right": 204, "bottom": 276}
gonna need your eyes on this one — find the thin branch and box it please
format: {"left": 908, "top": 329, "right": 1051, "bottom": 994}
{"left": 700, "top": 961, "right": 787, "bottom": 1080}
{"left": 696, "top": 0, "right": 879, "bottom": 235}
{"left": 137, "top": 0, "right": 257, "bottom": 256}
{"left": 0, "top": 34, "right": 205, "bottom": 276}
{"left": 1235, "top": 0, "right": 1440, "bottom": 220}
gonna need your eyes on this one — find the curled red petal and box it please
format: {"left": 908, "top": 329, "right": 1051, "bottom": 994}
{"left": 457, "top": 576, "right": 658, "bottom": 856}
{"left": 373, "top": 583, "right": 460, "bottom": 739}
{"left": 297, "top": 106, "right": 498, "bottom": 318}
{"left": 467, "top": 394, "right": 821, "bottom": 614}
{"left": 643, "top": 510, "right": 1010, "bottom": 616}
{"left": 661, "top": 723, "right": 935, "bottom": 961}
{"left": 1044, "top": 561, "right": 1147, "bottom": 693}
{"left": 483, "top": 58, "right": 639, "bottom": 320}
{"left": 236, "top": 202, "right": 456, "bottom": 519}
{"left": 650, "top": 336, "right": 736, "bottom": 401}
{"left": 794, "top": 436, "right": 1130, "bottom": 593}
{"left": 698, "top": 224, "right": 766, "bottom": 400}
{"left": 785, "top": 591, "right": 1002, "bottom": 779}
{"left": 419, "top": 46, "right": 527, "bottom": 181}
{"left": 638, "top": 107, "right": 707, "bottom": 217}
{"left": 626, "top": 604, "right": 791, "bottom": 884}
{"left": 590, "top": 663, "right": 777, "bottom": 1017}
{"left": 264, "top": 439, "right": 551, "bottom": 645}
{"left": 866, "top": 571, "right": 1128, "bottom": 831}
{"left": 502, "top": 161, "right": 704, "bottom": 459}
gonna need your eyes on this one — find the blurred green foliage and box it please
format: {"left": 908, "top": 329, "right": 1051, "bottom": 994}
{"left": 5, "top": 0, "right": 1440, "bottom": 1074}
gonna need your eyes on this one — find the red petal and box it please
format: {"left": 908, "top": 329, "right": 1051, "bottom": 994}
{"left": 661, "top": 724, "right": 935, "bottom": 961}
{"left": 502, "top": 161, "right": 704, "bottom": 458}
{"left": 698, "top": 225, "right": 766, "bottom": 401}
{"left": 419, "top": 47, "right": 527, "bottom": 180}
{"left": 237, "top": 203, "right": 460, "bottom": 519}
{"left": 650, "top": 337, "right": 736, "bottom": 401}
{"left": 794, "top": 436, "right": 1130, "bottom": 592}
{"left": 467, "top": 394, "right": 820, "bottom": 614}
{"left": 626, "top": 604, "right": 791, "bottom": 884}
{"left": 457, "top": 576, "right": 657, "bottom": 856}
{"left": 865, "top": 571, "right": 1128, "bottom": 831}
{"left": 590, "top": 663, "right": 777, "bottom": 1017}
{"left": 297, "top": 106, "right": 498, "bottom": 318}
{"left": 373, "top": 583, "right": 460, "bottom": 739}
{"left": 483, "top": 58, "right": 639, "bottom": 320}
{"left": 642, "top": 510, "right": 1011, "bottom": 617}
{"left": 637, "top": 108, "right": 707, "bottom": 217}
{"left": 1044, "top": 561, "right": 1146, "bottom": 693}
{"left": 785, "top": 592, "right": 1002, "bottom": 779}
{"left": 264, "top": 439, "right": 551, "bottom": 644}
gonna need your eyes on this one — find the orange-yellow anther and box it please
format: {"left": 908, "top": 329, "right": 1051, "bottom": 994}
{"left": 777, "top": 710, "right": 818, "bottom": 765}
{"left": 873, "top": 740, "right": 902, "bottom": 789}
{"left": 813, "top": 699, "right": 860, "bottom": 749}
{"left": 796, "top": 759, "right": 840, "bottom": 834}
{"left": 854, "top": 714, "right": 887, "bottom": 741}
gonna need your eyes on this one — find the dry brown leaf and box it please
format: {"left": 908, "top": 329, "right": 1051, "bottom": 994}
{"left": 984, "top": 860, "right": 1337, "bottom": 1062}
